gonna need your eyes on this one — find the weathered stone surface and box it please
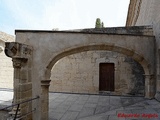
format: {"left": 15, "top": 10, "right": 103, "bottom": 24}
{"left": 61, "top": 111, "right": 79, "bottom": 120}
{"left": 12, "top": 29, "right": 155, "bottom": 120}
{"left": 126, "top": 0, "right": 160, "bottom": 99}
{"left": 1, "top": 1, "right": 160, "bottom": 120}
{"left": 155, "top": 91, "right": 160, "bottom": 102}
{"left": 72, "top": 26, "right": 154, "bottom": 36}
{"left": 50, "top": 51, "right": 145, "bottom": 96}
{"left": 5, "top": 42, "right": 32, "bottom": 59}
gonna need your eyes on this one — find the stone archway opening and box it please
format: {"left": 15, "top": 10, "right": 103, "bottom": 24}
{"left": 47, "top": 45, "right": 148, "bottom": 97}
{"left": 48, "top": 48, "right": 146, "bottom": 119}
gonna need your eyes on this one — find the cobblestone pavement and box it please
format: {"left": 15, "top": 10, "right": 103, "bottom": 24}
{"left": 0, "top": 90, "right": 160, "bottom": 120}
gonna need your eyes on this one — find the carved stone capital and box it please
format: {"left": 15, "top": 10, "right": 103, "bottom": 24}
{"left": 12, "top": 58, "right": 28, "bottom": 68}
{"left": 5, "top": 42, "right": 32, "bottom": 59}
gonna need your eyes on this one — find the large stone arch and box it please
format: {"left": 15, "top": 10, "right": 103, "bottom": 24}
{"left": 46, "top": 44, "right": 150, "bottom": 77}
{"left": 45, "top": 44, "right": 150, "bottom": 95}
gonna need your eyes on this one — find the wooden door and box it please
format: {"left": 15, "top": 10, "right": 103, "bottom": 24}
{"left": 99, "top": 63, "right": 114, "bottom": 91}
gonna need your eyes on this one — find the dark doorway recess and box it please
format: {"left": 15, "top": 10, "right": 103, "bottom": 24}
{"left": 99, "top": 63, "right": 114, "bottom": 91}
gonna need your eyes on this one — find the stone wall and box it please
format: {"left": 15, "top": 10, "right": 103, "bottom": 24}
{"left": 0, "top": 49, "right": 13, "bottom": 88}
{"left": 0, "top": 31, "right": 14, "bottom": 89}
{"left": 135, "top": 0, "right": 155, "bottom": 26}
{"left": 15, "top": 29, "right": 154, "bottom": 119}
{"left": 50, "top": 50, "right": 145, "bottom": 96}
{"left": 126, "top": 0, "right": 160, "bottom": 99}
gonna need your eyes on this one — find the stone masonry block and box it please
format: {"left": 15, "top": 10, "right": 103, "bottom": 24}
{"left": 19, "top": 83, "right": 32, "bottom": 92}
{"left": 20, "top": 69, "right": 28, "bottom": 80}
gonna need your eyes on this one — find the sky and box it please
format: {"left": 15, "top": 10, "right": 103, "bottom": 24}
{"left": 0, "top": 0, "right": 130, "bottom": 35}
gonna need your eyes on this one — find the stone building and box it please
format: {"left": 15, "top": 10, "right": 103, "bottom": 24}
{"left": 5, "top": 26, "right": 154, "bottom": 119}
{"left": 0, "top": 32, "right": 147, "bottom": 97}
{"left": 126, "top": 0, "right": 160, "bottom": 101}
{"left": 0, "top": 30, "right": 146, "bottom": 96}
{"left": 2, "top": 0, "right": 160, "bottom": 119}
{"left": 0, "top": 31, "right": 14, "bottom": 89}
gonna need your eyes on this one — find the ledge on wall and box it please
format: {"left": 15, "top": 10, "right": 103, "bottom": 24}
{"left": 15, "top": 26, "right": 153, "bottom": 37}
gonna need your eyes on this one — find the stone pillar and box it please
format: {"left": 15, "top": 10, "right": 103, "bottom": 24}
{"left": 12, "top": 58, "right": 27, "bottom": 103}
{"left": 5, "top": 42, "right": 33, "bottom": 119}
{"left": 41, "top": 80, "right": 51, "bottom": 120}
{"left": 9, "top": 58, "right": 24, "bottom": 117}
{"left": 144, "top": 74, "right": 155, "bottom": 98}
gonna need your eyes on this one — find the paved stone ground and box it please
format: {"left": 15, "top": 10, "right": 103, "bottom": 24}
{"left": 0, "top": 89, "right": 13, "bottom": 120}
{"left": 0, "top": 90, "right": 160, "bottom": 120}
{"left": 49, "top": 93, "right": 160, "bottom": 120}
